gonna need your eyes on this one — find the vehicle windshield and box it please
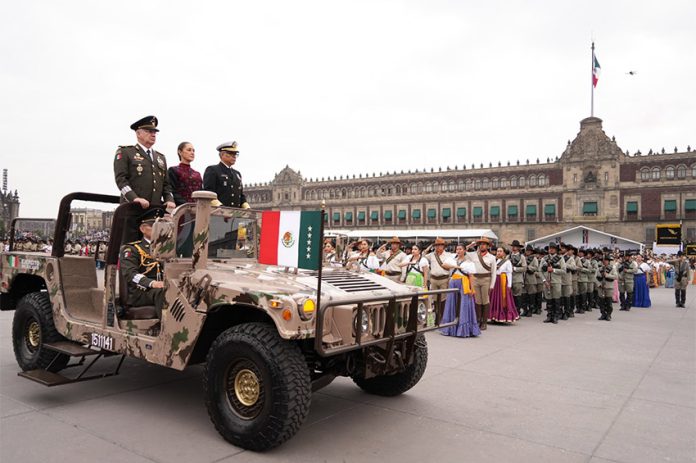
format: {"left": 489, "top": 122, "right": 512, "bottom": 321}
{"left": 175, "top": 206, "right": 259, "bottom": 260}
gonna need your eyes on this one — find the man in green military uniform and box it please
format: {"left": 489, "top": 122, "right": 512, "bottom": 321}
{"left": 541, "top": 242, "right": 565, "bottom": 324}
{"left": 597, "top": 254, "right": 618, "bottom": 321}
{"left": 114, "top": 115, "right": 175, "bottom": 209}
{"left": 560, "top": 243, "right": 576, "bottom": 320}
{"left": 523, "top": 245, "right": 539, "bottom": 316}
{"left": 576, "top": 248, "right": 591, "bottom": 313}
{"left": 617, "top": 252, "right": 637, "bottom": 311}
{"left": 119, "top": 208, "right": 166, "bottom": 317}
{"left": 669, "top": 251, "right": 690, "bottom": 308}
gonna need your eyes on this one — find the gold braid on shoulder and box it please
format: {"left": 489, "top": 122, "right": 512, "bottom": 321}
{"left": 133, "top": 243, "right": 161, "bottom": 277}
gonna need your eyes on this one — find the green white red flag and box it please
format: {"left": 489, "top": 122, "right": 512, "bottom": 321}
{"left": 258, "top": 211, "right": 322, "bottom": 270}
{"left": 592, "top": 54, "right": 601, "bottom": 87}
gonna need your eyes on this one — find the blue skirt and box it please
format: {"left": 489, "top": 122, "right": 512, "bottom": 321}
{"left": 633, "top": 273, "right": 651, "bottom": 308}
{"left": 665, "top": 270, "right": 675, "bottom": 288}
{"left": 441, "top": 278, "right": 480, "bottom": 338}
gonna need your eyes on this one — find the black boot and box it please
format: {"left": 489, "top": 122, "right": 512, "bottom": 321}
{"left": 553, "top": 299, "right": 561, "bottom": 324}
{"left": 567, "top": 296, "right": 575, "bottom": 318}
{"left": 522, "top": 293, "right": 532, "bottom": 317}
{"left": 559, "top": 296, "right": 568, "bottom": 320}
{"left": 514, "top": 295, "right": 523, "bottom": 316}
{"left": 680, "top": 289, "right": 687, "bottom": 307}
{"left": 535, "top": 293, "right": 543, "bottom": 314}
{"left": 675, "top": 289, "right": 681, "bottom": 308}
{"left": 605, "top": 297, "right": 613, "bottom": 321}
{"left": 543, "top": 299, "right": 554, "bottom": 323}
{"left": 619, "top": 292, "right": 627, "bottom": 310}
{"left": 592, "top": 290, "right": 599, "bottom": 309}
{"left": 585, "top": 292, "right": 592, "bottom": 311}
{"left": 570, "top": 294, "right": 576, "bottom": 313}
{"left": 574, "top": 294, "right": 583, "bottom": 313}
{"left": 626, "top": 292, "right": 633, "bottom": 311}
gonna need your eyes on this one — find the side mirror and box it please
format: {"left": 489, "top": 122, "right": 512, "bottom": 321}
{"left": 150, "top": 217, "right": 176, "bottom": 260}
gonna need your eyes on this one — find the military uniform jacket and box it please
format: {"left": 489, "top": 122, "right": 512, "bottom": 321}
{"left": 426, "top": 251, "right": 452, "bottom": 278}
{"left": 541, "top": 254, "right": 566, "bottom": 284}
{"left": 562, "top": 255, "right": 575, "bottom": 285}
{"left": 509, "top": 252, "right": 527, "bottom": 284}
{"left": 577, "top": 257, "right": 591, "bottom": 283}
{"left": 597, "top": 263, "right": 618, "bottom": 290}
{"left": 119, "top": 238, "right": 163, "bottom": 306}
{"left": 572, "top": 256, "right": 582, "bottom": 282}
{"left": 618, "top": 261, "right": 637, "bottom": 283}
{"left": 203, "top": 162, "right": 247, "bottom": 208}
{"left": 114, "top": 145, "right": 173, "bottom": 205}
{"left": 534, "top": 257, "right": 545, "bottom": 285}
{"left": 524, "top": 255, "right": 538, "bottom": 285}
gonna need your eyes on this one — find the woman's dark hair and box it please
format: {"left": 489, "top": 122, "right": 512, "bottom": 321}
{"left": 177, "top": 141, "right": 192, "bottom": 160}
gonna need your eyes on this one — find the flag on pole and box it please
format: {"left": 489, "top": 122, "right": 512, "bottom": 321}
{"left": 592, "top": 53, "right": 601, "bottom": 88}
{"left": 258, "top": 210, "right": 322, "bottom": 270}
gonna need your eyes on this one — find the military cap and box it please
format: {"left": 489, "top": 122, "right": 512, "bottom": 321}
{"left": 511, "top": 239, "right": 523, "bottom": 248}
{"left": 130, "top": 115, "right": 159, "bottom": 132}
{"left": 525, "top": 244, "right": 534, "bottom": 252}
{"left": 602, "top": 253, "right": 613, "bottom": 261}
{"left": 548, "top": 242, "right": 558, "bottom": 249}
{"left": 217, "top": 141, "right": 239, "bottom": 153}
{"left": 138, "top": 208, "right": 165, "bottom": 225}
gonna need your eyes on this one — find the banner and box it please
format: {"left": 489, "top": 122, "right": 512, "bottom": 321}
{"left": 259, "top": 211, "right": 322, "bottom": 270}
{"left": 656, "top": 224, "right": 681, "bottom": 246}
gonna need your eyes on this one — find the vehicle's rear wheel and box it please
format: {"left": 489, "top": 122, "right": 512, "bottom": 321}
{"left": 352, "top": 335, "right": 428, "bottom": 396}
{"left": 204, "top": 322, "right": 311, "bottom": 451}
{"left": 12, "top": 292, "right": 69, "bottom": 372}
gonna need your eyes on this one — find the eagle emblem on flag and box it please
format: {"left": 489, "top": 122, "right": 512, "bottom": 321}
{"left": 281, "top": 231, "right": 295, "bottom": 248}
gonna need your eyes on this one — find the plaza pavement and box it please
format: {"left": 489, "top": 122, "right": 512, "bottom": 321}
{"left": 1, "top": 287, "right": 694, "bottom": 463}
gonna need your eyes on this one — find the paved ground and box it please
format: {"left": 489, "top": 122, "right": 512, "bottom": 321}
{"left": 1, "top": 287, "right": 694, "bottom": 463}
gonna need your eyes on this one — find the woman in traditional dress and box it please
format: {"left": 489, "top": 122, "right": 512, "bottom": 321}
{"left": 345, "top": 240, "right": 380, "bottom": 272}
{"left": 322, "top": 240, "right": 342, "bottom": 267}
{"left": 633, "top": 255, "right": 652, "bottom": 307}
{"left": 488, "top": 247, "right": 519, "bottom": 323}
{"left": 440, "top": 243, "right": 480, "bottom": 337}
{"left": 399, "top": 244, "right": 429, "bottom": 289}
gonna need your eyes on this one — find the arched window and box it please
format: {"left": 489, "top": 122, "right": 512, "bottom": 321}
{"left": 396, "top": 185, "right": 401, "bottom": 195}
{"left": 433, "top": 182, "right": 440, "bottom": 193}
{"left": 482, "top": 178, "right": 489, "bottom": 189}
{"left": 510, "top": 176, "right": 518, "bottom": 187}
{"left": 518, "top": 176, "right": 526, "bottom": 187}
{"left": 330, "top": 190, "right": 336, "bottom": 199}
{"left": 665, "top": 166, "right": 675, "bottom": 179}
{"left": 305, "top": 191, "right": 310, "bottom": 200}
{"left": 449, "top": 180, "right": 455, "bottom": 191}
{"left": 474, "top": 179, "right": 481, "bottom": 190}
{"left": 417, "top": 183, "right": 424, "bottom": 194}
{"left": 410, "top": 183, "right": 417, "bottom": 194}
{"left": 465, "top": 179, "right": 472, "bottom": 190}
{"left": 640, "top": 168, "right": 650, "bottom": 181}
{"left": 492, "top": 178, "right": 499, "bottom": 189}
{"left": 651, "top": 167, "right": 660, "bottom": 180}
{"left": 425, "top": 182, "right": 433, "bottom": 193}
{"left": 677, "top": 165, "right": 686, "bottom": 179}
{"left": 529, "top": 175, "right": 538, "bottom": 187}
{"left": 500, "top": 177, "right": 509, "bottom": 188}
{"left": 458, "top": 179, "right": 465, "bottom": 191}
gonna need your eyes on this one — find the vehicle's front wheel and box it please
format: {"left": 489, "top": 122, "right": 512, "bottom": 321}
{"left": 12, "top": 292, "right": 69, "bottom": 372}
{"left": 352, "top": 335, "right": 428, "bottom": 396}
{"left": 204, "top": 322, "right": 311, "bottom": 451}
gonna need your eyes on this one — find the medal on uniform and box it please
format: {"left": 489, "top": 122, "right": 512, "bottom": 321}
{"left": 137, "top": 164, "right": 143, "bottom": 175}
{"left": 134, "top": 154, "right": 144, "bottom": 161}
{"left": 157, "top": 156, "right": 165, "bottom": 168}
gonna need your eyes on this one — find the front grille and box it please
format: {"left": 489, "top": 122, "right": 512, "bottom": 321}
{"left": 318, "top": 271, "right": 388, "bottom": 292}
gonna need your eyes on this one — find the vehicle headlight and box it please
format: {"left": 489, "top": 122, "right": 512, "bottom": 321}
{"left": 354, "top": 309, "right": 370, "bottom": 334}
{"left": 298, "top": 298, "right": 316, "bottom": 321}
{"left": 417, "top": 301, "right": 427, "bottom": 324}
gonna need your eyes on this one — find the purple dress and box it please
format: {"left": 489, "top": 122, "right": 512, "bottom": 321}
{"left": 441, "top": 276, "right": 480, "bottom": 337}
{"left": 489, "top": 272, "right": 519, "bottom": 323}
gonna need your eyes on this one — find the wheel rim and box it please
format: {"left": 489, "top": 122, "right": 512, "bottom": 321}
{"left": 225, "top": 360, "right": 264, "bottom": 420}
{"left": 234, "top": 369, "right": 260, "bottom": 406}
{"left": 26, "top": 320, "right": 41, "bottom": 352}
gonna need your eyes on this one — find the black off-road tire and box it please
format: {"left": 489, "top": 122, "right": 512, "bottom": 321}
{"left": 12, "top": 292, "right": 69, "bottom": 372}
{"left": 352, "top": 335, "right": 428, "bottom": 396}
{"left": 204, "top": 322, "right": 311, "bottom": 451}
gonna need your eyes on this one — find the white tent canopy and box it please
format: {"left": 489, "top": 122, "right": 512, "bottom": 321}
{"left": 325, "top": 228, "right": 498, "bottom": 244}
{"left": 526, "top": 225, "right": 644, "bottom": 252}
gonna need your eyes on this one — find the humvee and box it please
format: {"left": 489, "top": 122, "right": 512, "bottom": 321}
{"left": 1, "top": 191, "right": 458, "bottom": 451}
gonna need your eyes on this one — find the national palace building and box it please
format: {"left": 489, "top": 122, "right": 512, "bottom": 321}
{"left": 245, "top": 117, "right": 696, "bottom": 246}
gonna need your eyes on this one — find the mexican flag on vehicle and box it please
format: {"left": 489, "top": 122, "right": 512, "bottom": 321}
{"left": 258, "top": 211, "right": 323, "bottom": 270}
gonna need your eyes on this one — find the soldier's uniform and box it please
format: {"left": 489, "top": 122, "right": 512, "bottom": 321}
{"left": 509, "top": 240, "right": 528, "bottom": 316}
{"left": 540, "top": 243, "right": 565, "bottom": 324}
{"left": 203, "top": 141, "right": 249, "bottom": 208}
{"left": 426, "top": 238, "right": 453, "bottom": 291}
{"left": 114, "top": 116, "right": 174, "bottom": 206}
{"left": 534, "top": 248, "right": 545, "bottom": 314}
{"left": 465, "top": 237, "right": 497, "bottom": 330}
{"left": 560, "top": 244, "right": 576, "bottom": 320}
{"left": 572, "top": 249, "right": 583, "bottom": 313}
{"left": 586, "top": 249, "right": 599, "bottom": 310}
{"left": 523, "top": 246, "right": 539, "bottom": 316}
{"left": 671, "top": 252, "right": 690, "bottom": 307}
{"left": 119, "top": 209, "right": 166, "bottom": 317}
{"left": 576, "top": 249, "right": 590, "bottom": 313}
{"left": 596, "top": 255, "right": 618, "bottom": 321}
{"left": 617, "top": 254, "right": 637, "bottom": 311}
{"left": 376, "top": 237, "right": 409, "bottom": 283}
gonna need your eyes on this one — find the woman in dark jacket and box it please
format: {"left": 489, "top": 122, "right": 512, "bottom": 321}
{"left": 167, "top": 142, "right": 202, "bottom": 206}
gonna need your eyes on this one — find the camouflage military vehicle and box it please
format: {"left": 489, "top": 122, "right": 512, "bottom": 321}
{"left": 1, "top": 191, "right": 457, "bottom": 451}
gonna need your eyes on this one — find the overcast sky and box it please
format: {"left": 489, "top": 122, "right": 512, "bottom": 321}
{"left": 2, "top": 0, "right": 694, "bottom": 217}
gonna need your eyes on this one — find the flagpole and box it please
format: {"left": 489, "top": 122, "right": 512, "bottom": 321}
{"left": 315, "top": 201, "right": 326, "bottom": 314}
{"left": 591, "top": 41, "right": 595, "bottom": 117}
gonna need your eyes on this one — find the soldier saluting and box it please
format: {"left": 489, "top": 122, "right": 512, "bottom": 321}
{"left": 203, "top": 141, "right": 250, "bottom": 208}
{"left": 114, "top": 115, "right": 175, "bottom": 209}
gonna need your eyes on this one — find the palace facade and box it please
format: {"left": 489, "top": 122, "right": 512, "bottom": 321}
{"left": 245, "top": 117, "right": 696, "bottom": 246}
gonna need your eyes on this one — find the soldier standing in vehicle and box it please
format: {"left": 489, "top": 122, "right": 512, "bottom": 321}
{"left": 113, "top": 115, "right": 175, "bottom": 209}
{"left": 203, "top": 141, "right": 250, "bottom": 208}
{"left": 119, "top": 209, "right": 166, "bottom": 317}
{"left": 376, "top": 237, "right": 408, "bottom": 283}
{"left": 509, "top": 240, "right": 528, "bottom": 316}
